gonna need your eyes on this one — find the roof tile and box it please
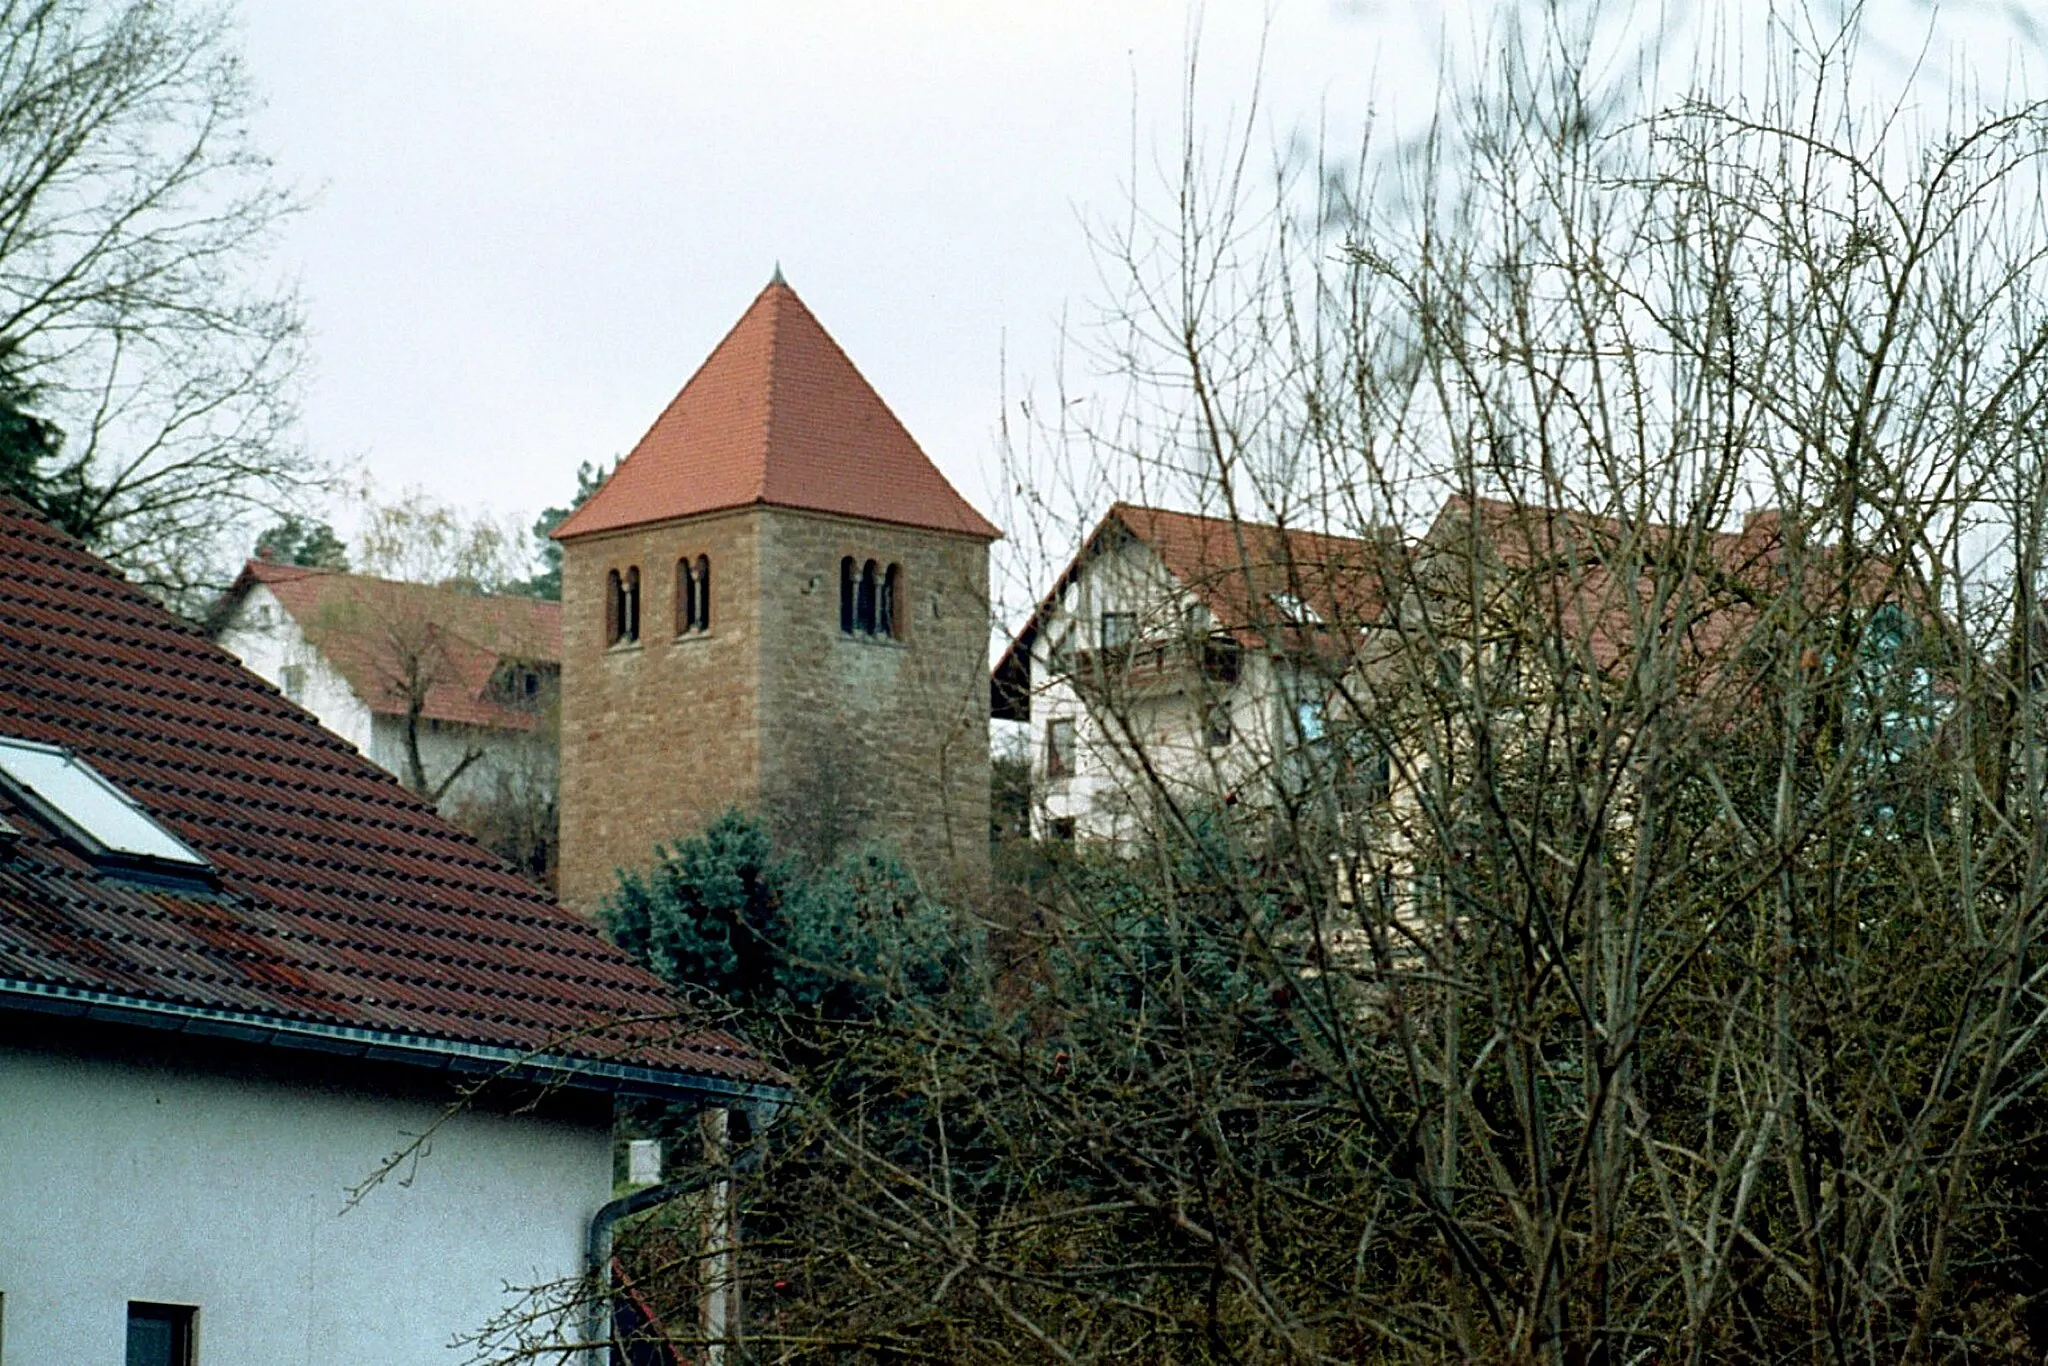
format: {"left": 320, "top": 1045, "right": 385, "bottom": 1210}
{"left": 0, "top": 500, "right": 774, "bottom": 1090}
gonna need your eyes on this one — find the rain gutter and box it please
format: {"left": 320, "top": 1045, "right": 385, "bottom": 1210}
{"left": 0, "top": 976, "right": 789, "bottom": 1106}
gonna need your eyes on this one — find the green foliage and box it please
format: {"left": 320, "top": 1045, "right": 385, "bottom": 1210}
{"left": 600, "top": 808, "right": 963, "bottom": 1026}
{"left": 603, "top": 810, "right": 790, "bottom": 1011}
{"left": 0, "top": 345, "right": 91, "bottom": 538}
{"left": 252, "top": 515, "right": 349, "bottom": 570}
{"left": 516, "top": 459, "right": 611, "bottom": 600}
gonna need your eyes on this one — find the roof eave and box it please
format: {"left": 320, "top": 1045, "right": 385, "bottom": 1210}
{"left": 554, "top": 495, "right": 1000, "bottom": 545}
{"left": 0, "top": 976, "right": 790, "bottom": 1105}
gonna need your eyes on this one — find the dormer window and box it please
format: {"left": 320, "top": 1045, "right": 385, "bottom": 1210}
{"left": 0, "top": 736, "right": 212, "bottom": 884}
{"left": 488, "top": 661, "right": 554, "bottom": 710}
{"left": 678, "top": 555, "right": 711, "bottom": 635}
{"left": 1269, "top": 592, "right": 1322, "bottom": 625}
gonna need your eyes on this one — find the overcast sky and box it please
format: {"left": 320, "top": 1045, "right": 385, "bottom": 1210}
{"left": 238, "top": 1, "right": 2022, "bottom": 563}
{"left": 238, "top": 3, "right": 1398, "bottom": 542}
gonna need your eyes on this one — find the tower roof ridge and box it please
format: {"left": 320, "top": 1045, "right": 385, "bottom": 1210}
{"left": 554, "top": 280, "right": 999, "bottom": 541}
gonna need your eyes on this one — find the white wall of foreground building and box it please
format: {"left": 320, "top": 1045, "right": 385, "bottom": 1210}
{"left": 214, "top": 583, "right": 377, "bottom": 757}
{"left": 0, "top": 1027, "right": 612, "bottom": 1365}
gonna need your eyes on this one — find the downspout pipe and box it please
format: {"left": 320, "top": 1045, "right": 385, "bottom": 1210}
{"left": 586, "top": 1175, "right": 706, "bottom": 1363}
{"left": 583, "top": 1099, "right": 784, "bottom": 1363}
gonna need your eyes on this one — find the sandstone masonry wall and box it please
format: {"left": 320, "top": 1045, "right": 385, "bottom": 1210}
{"left": 558, "top": 509, "right": 762, "bottom": 914}
{"left": 559, "top": 505, "right": 991, "bottom": 915}
{"left": 755, "top": 508, "right": 991, "bottom": 900}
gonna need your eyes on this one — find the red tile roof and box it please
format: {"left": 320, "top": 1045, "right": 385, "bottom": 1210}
{"left": 222, "top": 561, "right": 561, "bottom": 731}
{"left": 0, "top": 500, "right": 778, "bottom": 1095}
{"left": 1420, "top": 495, "right": 1905, "bottom": 678}
{"left": 554, "top": 279, "right": 1000, "bottom": 542}
{"left": 1110, "top": 504, "right": 1400, "bottom": 648}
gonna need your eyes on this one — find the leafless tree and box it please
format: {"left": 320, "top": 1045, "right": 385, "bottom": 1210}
{"left": 0, "top": 0, "right": 314, "bottom": 607}
{"left": 471, "top": 7, "right": 2048, "bottom": 1363}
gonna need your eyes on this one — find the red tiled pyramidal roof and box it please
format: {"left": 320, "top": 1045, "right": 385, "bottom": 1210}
{"left": 0, "top": 499, "right": 779, "bottom": 1098}
{"left": 554, "top": 277, "right": 1000, "bottom": 541}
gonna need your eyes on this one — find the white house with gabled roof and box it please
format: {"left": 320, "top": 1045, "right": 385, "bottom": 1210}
{"left": 993, "top": 503, "right": 1403, "bottom": 843}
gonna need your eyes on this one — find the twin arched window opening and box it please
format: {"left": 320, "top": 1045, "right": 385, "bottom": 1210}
{"left": 606, "top": 567, "right": 641, "bottom": 646}
{"left": 677, "top": 554, "right": 711, "bottom": 634}
{"left": 840, "top": 557, "right": 902, "bottom": 638}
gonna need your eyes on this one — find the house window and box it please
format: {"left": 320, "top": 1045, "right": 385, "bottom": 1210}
{"left": 1047, "top": 625, "right": 1075, "bottom": 675}
{"left": 1046, "top": 717, "right": 1078, "bottom": 778}
{"left": 609, "top": 567, "right": 641, "bottom": 646}
{"left": 1294, "top": 696, "right": 1327, "bottom": 743}
{"left": 1049, "top": 816, "right": 1077, "bottom": 842}
{"left": 1436, "top": 646, "right": 1464, "bottom": 691}
{"left": 0, "top": 736, "right": 209, "bottom": 875}
{"left": 1100, "top": 611, "right": 1135, "bottom": 649}
{"left": 1204, "top": 697, "right": 1233, "bottom": 749}
{"left": 127, "top": 1302, "right": 196, "bottom": 1366}
{"left": 677, "top": 555, "right": 711, "bottom": 634}
{"left": 279, "top": 664, "right": 305, "bottom": 702}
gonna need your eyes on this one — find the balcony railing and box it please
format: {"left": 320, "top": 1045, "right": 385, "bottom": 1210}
{"left": 1057, "top": 637, "right": 1242, "bottom": 693}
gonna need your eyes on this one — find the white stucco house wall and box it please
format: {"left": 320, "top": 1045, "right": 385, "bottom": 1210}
{"left": 993, "top": 504, "right": 1400, "bottom": 843}
{"left": 0, "top": 501, "right": 783, "bottom": 1365}
{"left": 0, "top": 1023, "right": 612, "bottom": 1364}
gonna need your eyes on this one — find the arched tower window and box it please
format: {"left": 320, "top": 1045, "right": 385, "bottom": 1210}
{"left": 606, "top": 569, "right": 623, "bottom": 646}
{"left": 622, "top": 566, "right": 641, "bottom": 644}
{"left": 856, "top": 560, "right": 879, "bottom": 634}
{"left": 879, "top": 563, "right": 901, "bottom": 638}
{"left": 677, "top": 555, "right": 712, "bottom": 634}
{"left": 839, "top": 556, "right": 856, "bottom": 634}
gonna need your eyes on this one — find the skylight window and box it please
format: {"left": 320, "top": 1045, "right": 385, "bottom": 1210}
{"left": 0, "top": 737, "right": 209, "bottom": 873}
{"left": 1270, "top": 592, "right": 1323, "bottom": 625}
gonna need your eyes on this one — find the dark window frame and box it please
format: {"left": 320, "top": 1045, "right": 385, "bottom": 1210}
{"left": 856, "top": 560, "right": 879, "bottom": 634}
{"left": 1046, "top": 717, "right": 1078, "bottom": 778}
{"left": 1204, "top": 696, "right": 1233, "bottom": 749}
{"left": 879, "top": 563, "right": 901, "bottom": 638}
{"left": 677, "top": 555, "right": 712, "bottom": 635}
{"left": 127, "top": 1301, "right": 196, "bottom": 1366}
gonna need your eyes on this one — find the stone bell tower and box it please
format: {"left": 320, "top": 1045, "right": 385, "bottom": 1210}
{"left": 552, "top": 276, "right": 998, "bottom": 913}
